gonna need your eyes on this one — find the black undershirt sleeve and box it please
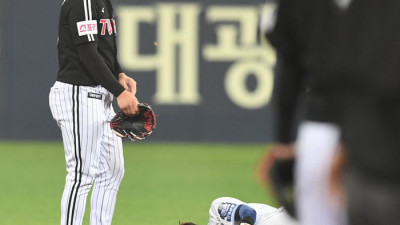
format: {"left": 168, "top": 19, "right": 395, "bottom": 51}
{"left": 266, "top": 0, "right": 304, "bottom": 143}
{"left": 114, "top": 41, "right": 124, "bottom": 74}
{"left": 115, "top": 60, "right": 123, "bottom": 74}
{"left": 273, "top": 52, "right": 304, "bottom": 143}
{"left": 76, "top": 42, "right": 125, "bottom": 97}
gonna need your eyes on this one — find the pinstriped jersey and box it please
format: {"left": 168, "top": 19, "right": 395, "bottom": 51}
{"left": 57, "top": 0, "right": 120, "bottom": 86}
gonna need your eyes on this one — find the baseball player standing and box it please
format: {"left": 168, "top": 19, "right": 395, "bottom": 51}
{"left": 265, "top": 1, "right": 400, "bottom": 225}
{"left": 49, "top": 0, "right": 139, "bottom": 225}
{"left": 262, "top": 0, "right": 348, "bottom": 225}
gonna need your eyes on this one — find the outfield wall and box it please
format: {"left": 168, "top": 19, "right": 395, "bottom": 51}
{"left": 0, "top": 0, "right": 277, "bottom": 142}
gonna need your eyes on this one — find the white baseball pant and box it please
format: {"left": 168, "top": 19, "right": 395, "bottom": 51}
{"left": 295, "top": 121, "right": 347, "bottom": 225}
{"left": 49, "top": 81, "right": 124, "bottom": 225}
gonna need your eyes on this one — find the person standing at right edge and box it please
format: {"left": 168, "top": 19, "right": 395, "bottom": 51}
{"left": 264, "top": 0, "right": 347, "bottom": 224}
{"left": 49, "top": 0, "right": 139, "bottom": 224}
{"left": 267, "top": 0, "right": 400, "bottom": 225}
{"left": 331, "top": 1, "right": 400, "bottom": 224}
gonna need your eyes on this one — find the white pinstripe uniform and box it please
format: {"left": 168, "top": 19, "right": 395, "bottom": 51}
{"left": 50, "top": 83, "right": 124, "bottom": 225}
{"left": 51, "top": 0, "right": 126, "bottom": 224}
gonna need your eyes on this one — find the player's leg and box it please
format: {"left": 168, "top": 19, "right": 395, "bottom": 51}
{"left": 341, "top": 98, "right": 400, "bottom": 225}
{"left": 295, "top": 121, "right": 346, "bottom": 225}
{"left": 90, "top": 92, "right": 125, "bottom": 225}
{"left": 50, "top": 82, "right": 105, "bottom": 225}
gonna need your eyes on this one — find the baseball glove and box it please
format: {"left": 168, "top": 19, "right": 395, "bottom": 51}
{"left": 269, "top": 157, "right": 296, "bottom": 218}
{"left": 110, "top": 103, "right": 156, "bottom": 141}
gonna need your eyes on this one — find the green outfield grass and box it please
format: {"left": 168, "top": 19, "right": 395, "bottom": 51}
{"left": 0, "top": 142, "right": 276, "bottom": 225}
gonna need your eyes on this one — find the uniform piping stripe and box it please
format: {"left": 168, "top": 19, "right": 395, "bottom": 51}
{"left": 88, "top": 0, "right": 94, "bottom": 41}
{"left": 83, "top": 0, "right": 94, "bottom": 42}
{"left": 66, "top": 85, "right": 83, "bottom": 225}
{"left": 65, "top": 86, "right": 76, "bottom": 225}
{"left": 83, "top": 0, "right": 89, "bottom": 41}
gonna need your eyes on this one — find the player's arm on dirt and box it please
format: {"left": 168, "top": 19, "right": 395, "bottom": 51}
{"left": 76, "top": 43, "right": 139, "bottom": 115}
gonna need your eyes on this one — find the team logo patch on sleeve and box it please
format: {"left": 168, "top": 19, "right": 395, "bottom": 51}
{"left": 77, "top": 20, "right": 98, "bottom": 36}
{"left": 218, "top": 202, "right": 237, "bottom": 222}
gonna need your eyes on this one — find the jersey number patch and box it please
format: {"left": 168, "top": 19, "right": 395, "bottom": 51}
{"left": 100, "top": 19, "right": 117, "bottom": 35}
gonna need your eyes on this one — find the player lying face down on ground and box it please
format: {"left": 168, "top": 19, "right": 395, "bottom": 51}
{"left": 180, "top": 197, "right": 298, "bottom": 225}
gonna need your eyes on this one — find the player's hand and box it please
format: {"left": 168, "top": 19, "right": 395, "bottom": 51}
{"left": 256, "top": 143, "right": 295, "bottom": 185}
{"left": 119, "top": 73, "right": 137, "bottom": 95}
{"left": 269, "top": 143, "right": 295, "bottom": 159}
{"left": 117, "top": 90, "right": 139, "bottom": 116}
{"left": 330, "top": 144, "right": 347, "bottom": 206}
